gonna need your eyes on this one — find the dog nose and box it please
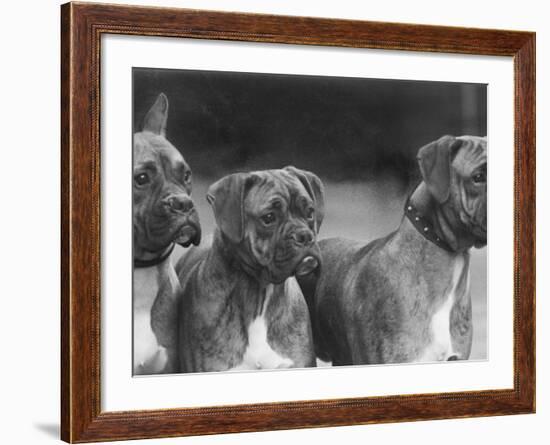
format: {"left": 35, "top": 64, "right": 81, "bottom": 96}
{"left": 292, "top": 229, "right": 314, "bottom": 247}
{"left": 165, "top": 195, "right": 194, "bottom": 213}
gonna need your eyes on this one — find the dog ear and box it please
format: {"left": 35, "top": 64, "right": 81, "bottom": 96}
{"left": 417, "top": 135, "right": 462, "bottom": 203}
{"left": 206, "top": 173, "right": 250, "bottom": 244}
{"left": 143, "top": 93, "right": 169, "bottom": 136}
{"left": 284, "top": 166, "right": 325, "bottom": 232}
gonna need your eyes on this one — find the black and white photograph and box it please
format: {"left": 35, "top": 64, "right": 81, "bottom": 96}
{"left": 132, "top": 67, "right": 487, "bottom": 376}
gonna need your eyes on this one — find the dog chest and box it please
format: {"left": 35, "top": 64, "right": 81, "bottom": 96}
{"left": 418, "top": 255, "right": 469, "bottom": 362}
{"left": 229, "top": 283, "right": 294, "bottom": 371}
{"left": 133, "top": 267, "right": 168, "bottom": 374}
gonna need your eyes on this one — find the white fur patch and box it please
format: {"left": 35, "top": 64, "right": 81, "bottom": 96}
{"left": 229, "top": 284, "right": 294, "bottom": 371}
{"left": 285, "top": 276, "right": 303, "bottom": 301}
{"left": 133, "top": 264, "right": 174, "bottom": 374}
{"left": 418, "top": 255, "right": 468, "bottom": 362}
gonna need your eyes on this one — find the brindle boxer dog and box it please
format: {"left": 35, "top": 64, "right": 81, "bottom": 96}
{"left": 299, "top": 135, "right": 487, "bottom": 365}
{"left": 177, "top": 167, "right": 324, "bottom": 372}
{"left": 133, "top": 93, "right": 201, "bottom": 375}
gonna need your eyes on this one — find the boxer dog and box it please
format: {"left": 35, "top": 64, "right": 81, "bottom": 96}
{"left": 133, "top": 93, "right": 201, "bottom": 375}
{"left": 177, "top": 167, "right": 324, "bottom": 372}
{"left": 299, "top": 135, "right": 487, "bottom": 365}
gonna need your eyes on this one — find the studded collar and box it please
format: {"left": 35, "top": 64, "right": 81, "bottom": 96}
{"left": 404, "top": 198, "right": 454, "bottom": 253}
{"left": 134, "top": 243, "right": 175, "bottom": 269}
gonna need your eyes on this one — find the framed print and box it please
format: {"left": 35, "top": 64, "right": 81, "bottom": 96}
{"left": 61, "top": 2, "right": 535, "bottom": 443}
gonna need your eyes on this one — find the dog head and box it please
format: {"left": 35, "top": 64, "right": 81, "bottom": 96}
{"left": 417, "top": 135, "right": 487, "bottom": 248}
{"left": 133, "top": 93, "right": 201, "bottom": 259}
{"left": 207, "top": 166, "right": 325, "bottom": 283}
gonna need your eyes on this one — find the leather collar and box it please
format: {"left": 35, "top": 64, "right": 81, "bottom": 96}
{"left": 404, "top": 198, "right": 454, "bottom": 253}
{"left": 134, "top": 243, "right": 175, "bottom": 269}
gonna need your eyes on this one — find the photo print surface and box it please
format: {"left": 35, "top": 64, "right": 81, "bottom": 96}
{"left": 132, "top": 67, "right": 487, "bottom": 376}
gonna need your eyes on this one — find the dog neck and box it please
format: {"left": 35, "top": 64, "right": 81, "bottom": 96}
{"left": 210, "top": 230, "right": 272, "bottom": 285}
{"left": 198, "top": 231, "right": 277, "bottom": 318}
{"left": 406, "top": 183, "right": 475, "bottom": 253}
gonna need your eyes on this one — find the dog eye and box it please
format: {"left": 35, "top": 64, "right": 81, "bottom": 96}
{"left": 472, "top": 171, "right": 486, "bottom": 184}
{"left": 134, "top": 172, "right": 150, "bottom": 186}
{"left": 306, "top": 207, "right": 315, "bottom": 220}
{"left": 260, "top": 212, "right": 276, "bottom": 225}
{"left": 183, "top": 170, "right": 191, "bottom": 183}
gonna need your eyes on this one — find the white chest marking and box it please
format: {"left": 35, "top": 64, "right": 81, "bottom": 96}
{"left": 229, "top": 283, "right": 294, "bottom": 371}
{"left": 418, "top": 256, "right": 468, "bottom": 362}
{"left": 133, "top": 265, "right": 169, "bottom": 374}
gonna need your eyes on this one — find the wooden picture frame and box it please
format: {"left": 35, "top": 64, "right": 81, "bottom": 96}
{"left": 61, "top": 2, "right": 535, "bottom": 442}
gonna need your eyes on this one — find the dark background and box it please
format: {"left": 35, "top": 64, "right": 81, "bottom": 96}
{"left": 133, "top": 68, "right": 486, "bottom": 192}
{"left": 133, "top": 68, "right": 487, "bottom": 360}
